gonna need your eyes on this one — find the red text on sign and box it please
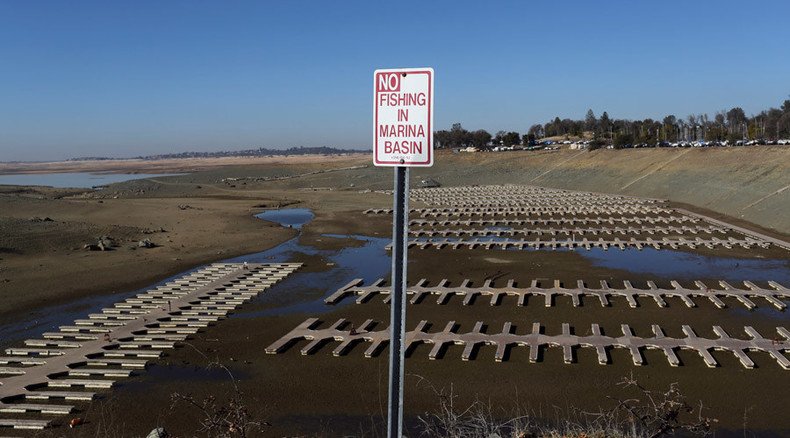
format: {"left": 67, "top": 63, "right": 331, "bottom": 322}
{"left": 384, "top": 141, "right": 423, "bottom": 154}
{"left": 377, "top": 92, "right": 426, "bottom": 107}
{"left": 376, "top": 73, "right": 401, "bottom": 92}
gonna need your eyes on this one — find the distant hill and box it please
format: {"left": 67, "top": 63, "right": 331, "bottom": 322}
{"left": 67, "top": 146, "right": 364, "bottom": 161}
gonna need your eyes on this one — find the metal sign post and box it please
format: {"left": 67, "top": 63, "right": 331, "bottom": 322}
{"left": 388, "top": 165, "right": 409, "bottom": 438}
{"left": 373, "top": 67, "right": 433, "bottom": 438}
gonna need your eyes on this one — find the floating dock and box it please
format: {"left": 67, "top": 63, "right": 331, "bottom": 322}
{"left": 266, "top": 318, "right": 790, "bottom": 370}
{"left": 325, "top": 278, "right": 790, "bottom": 310}
{"left": 0, "top": 262, "right": 300, "bottom": 431}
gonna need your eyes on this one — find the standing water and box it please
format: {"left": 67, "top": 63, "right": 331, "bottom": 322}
{"left": 0, "top": 172, "right": 184, "bottom": 188}
{"left": 255, "top": 208, "right": 314, "bottom": 229}
{"left": 0, "top": 208, "right": 392, "bottom": 347}
{"left": 580, "top": 247, "right": 790, "bottom": 283}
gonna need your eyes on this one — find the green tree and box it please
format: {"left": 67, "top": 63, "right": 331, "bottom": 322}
{"left": 433, "top": 130, "right": 451, "bottom": 148}
{"left": 599, "top": 111, "right": 612, "bottom": 141}
{"left": 584, "top": 109, "right": 597, "bottom": 132}
{"left": 726, "top": 107, "right": 746, "bottom": 136}
{"left": 502, "top": 131, "right": 521, "bottom": 146}
{"left": 528, "top": 124, "right": 543, "bottom": 140}
{"left": 613, "top": 132, "right": 634, "bottom": 149}
{"left": 779, "top": 113, "right": 790, "bottom": 138}
{"left": 588, "top": 138, "right": 605, "bottom": 151}
{"left": 469, "top": 130, "right": 492, "bottom": 149}
{"left": 527, "top": 123, "right": 543, "bottom": 140}
{"left": 662, "top": 115, "right": 677, "bottom": 141}
{"left": 449, "top": 123, "right": 468, "bottom": 147}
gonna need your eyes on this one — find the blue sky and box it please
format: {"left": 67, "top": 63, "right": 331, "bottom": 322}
{"left": 1, "top": 1, "right": 789, "bottom": 161}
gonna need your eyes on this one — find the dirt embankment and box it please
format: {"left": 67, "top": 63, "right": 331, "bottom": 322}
{"left": 7, "top": 147, "right": 787, "bottom": 238}
{"left": 406, "top": 147, "right": 790, "bottom": 235}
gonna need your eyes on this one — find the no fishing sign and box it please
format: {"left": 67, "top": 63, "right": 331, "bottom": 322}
{"left": 373, "top": 67, "right": 434, "bottom": 166}
{"left": 372, "top": 66, "right": 434, "bottom": 438}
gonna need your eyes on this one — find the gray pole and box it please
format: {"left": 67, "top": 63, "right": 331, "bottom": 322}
{"left": 387, "top": 165, "right": 409, "bottom": 438}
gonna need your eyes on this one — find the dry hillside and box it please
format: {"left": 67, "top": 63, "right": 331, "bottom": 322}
{"left": 408, "top": 146, "right": 790, "bottom": 235}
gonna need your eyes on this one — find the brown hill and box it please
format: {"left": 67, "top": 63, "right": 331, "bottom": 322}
{"left": 409, "top": 146, "right": 790, "bottom": 235}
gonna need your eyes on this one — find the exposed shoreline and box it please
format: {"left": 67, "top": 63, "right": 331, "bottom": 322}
{"left": 0, "top": 151, "right": 788, "bottom": 435}
{"left": 0, "top": 153, "right": 368, "bottom": 175}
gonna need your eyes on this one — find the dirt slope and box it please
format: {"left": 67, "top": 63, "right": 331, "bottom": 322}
{"left": 407, "top": 146, "right": 790, "bottom": 235}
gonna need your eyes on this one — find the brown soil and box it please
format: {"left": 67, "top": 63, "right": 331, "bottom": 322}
{"left": 36, "top": 245, "right": 790, "bottom": 437}
{"left": 0, "top": 151, "right": 787, "bottom": 437}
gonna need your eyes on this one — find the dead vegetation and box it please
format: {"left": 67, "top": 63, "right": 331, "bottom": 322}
{"left": 414, "top": 373, "right": 715, "bottom": 438}
{"left": 168, "top": 347, "right": 270, "bottom": 438}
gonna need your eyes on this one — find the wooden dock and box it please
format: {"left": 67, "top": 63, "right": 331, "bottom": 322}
{"left": 266, "top": 318, "right": 790, "bottom": 370}
{"left": 0, "top": 262, "right": 300, "bottom": 431}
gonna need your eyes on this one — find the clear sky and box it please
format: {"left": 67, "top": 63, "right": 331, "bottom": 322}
{"left": 1, "top": 1, "right": 789, "bottom": 161}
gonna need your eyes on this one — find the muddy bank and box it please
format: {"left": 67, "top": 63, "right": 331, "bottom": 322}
{"left": 38, "top": 241, "right": 790, "bottom": 437}
{"left": 0, "top": 153, "right": 788, "bottom": 436}
{"left": 0, "top": 189, "right": 296, "bottom": 325}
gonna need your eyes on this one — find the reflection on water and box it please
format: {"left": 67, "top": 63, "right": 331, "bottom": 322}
{"left": 226, "top": 233, "right": 391, "bottom": 318}
{"left": 236, "top": 209, "right": 391, "bottom": 316}
{"left": 0, "top": 172, "right": 184, "bottom": 188}
{"left": 580, "top": 248, "right": 790, "bottom": 283}
{"left": 410, "top": 238, "right": 790, "bottom": 283}
{"left": 255, "top": 208, "right": 314, "bottom": 229}
{"left": 0, "top": 267, "right": 205, "bottom": 349}
{"left": 731, "top": 305, "right": 790, "bottom": 321}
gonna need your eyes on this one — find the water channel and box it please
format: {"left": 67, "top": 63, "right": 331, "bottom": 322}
{"left": 1, "top": 208, "right": 788, "bottom": 347}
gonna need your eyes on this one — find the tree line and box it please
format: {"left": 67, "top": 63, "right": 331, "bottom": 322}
{"left": 434, "top": 123, "right": 525, "bottom": 149}
{"left": 434, "top": 98, "right": 790, "bottom": 149}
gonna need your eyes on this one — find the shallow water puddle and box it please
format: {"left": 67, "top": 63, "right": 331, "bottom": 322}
{"left": 580, "top": 247, "right": 790, "bottom": 283}
{"left": 255, "top": 208, "right": 314, "bottom": 229}
{"left": 225, "top": 233, "right": 391, "bottom": 318}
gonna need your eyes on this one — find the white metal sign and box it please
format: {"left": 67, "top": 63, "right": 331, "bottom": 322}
{"left": 373, "top": 67, "right": 434, "bottom": 167}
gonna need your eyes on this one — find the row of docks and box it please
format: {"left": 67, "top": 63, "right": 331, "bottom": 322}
{"left": 0, "top": 263, "right": 300, "bottom": 431}
{"left": 410, "top": 224, "right": 731, "bottom": 237}
{"left": 395, "top": 236, "right": 771, "bottom": 251}
{"left": 365, "top": 205, "right": 671, "bottom": 217}
{"left": 409, "top": 215, "right": 702, "bottom": 228}
{"left": 325, "top": 278, "right": 790, "bottom": 310}
{"left": 402, "top": 185, "right": 784, "bottom": 252}
{"left": 265, "top": 318, "right": 790, "bottom": 370}
{"left": 268, "top": 185, "right": 788, "bottom": 385}
{"left": 409, "top": 185, "right": 661, "bottom": 207}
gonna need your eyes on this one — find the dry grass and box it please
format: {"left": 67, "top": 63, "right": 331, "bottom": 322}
{"left": 414, "top": 373, "right": 715, "bottom": 438}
